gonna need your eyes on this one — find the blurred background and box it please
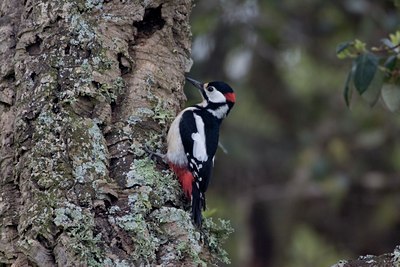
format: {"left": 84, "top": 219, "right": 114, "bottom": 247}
{"left": 186, "top": 0, "right": 400, "bottom": 266}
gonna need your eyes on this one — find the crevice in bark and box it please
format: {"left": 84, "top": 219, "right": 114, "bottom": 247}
{"left": 70, "top": 95, "right": 96, "bottom": 117}
{"left": 92, "top": 81, "right": 101, "bottom": 89}
{"left": 133, "top": 5, "right": 165, "bottom": 39}
{"left": 52, "top": 85, "right": 61, "bottom": 114}
{"left": 83, "top": 48, "right": 92, "bottom": 59}
{"left": 37, "top": 234, "right": 55, "bottom": 252}
{"left": 26, "top": 35, "right": 42, "bottom": 56}
{"left": 117, "top": 53, "right": 131, "bottom": 75}
{"left": 64, "top": 43, "right": 70, "bottom": 55}
{"left": 23, "top": 2, "right": 33, "bottom": 20}
{"left": 110, "top": 101, "right": 117, "bottom": 114}
{"left": 30, "top": 72, "right": 36, "bottom": 82}
{"left": 3, "top": 71, "right": 15, "bottom": 82}
{"left": 94, "top": 214, "right": 133, "bottom": 258}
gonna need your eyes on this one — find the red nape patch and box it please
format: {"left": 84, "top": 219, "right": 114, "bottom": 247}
{"left": 225, "top": 92, "right": 236, "bottom": 103}
{"left": 169, "top": 163, "right": 193, "bottom": 198}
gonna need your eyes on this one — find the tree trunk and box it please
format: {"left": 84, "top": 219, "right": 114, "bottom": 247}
{"left": 0, "top": 0, "right": 231, "bottom": 266}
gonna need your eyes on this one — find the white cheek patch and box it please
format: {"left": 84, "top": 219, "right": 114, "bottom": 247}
{"left": 191, "top": 114, "right": 208, "bottom": 162}
{"left": 206, "top": 90, "right": 226, "bottom": 103}
{"left": 207, "top": 104, "right": 229, "bottom": 119}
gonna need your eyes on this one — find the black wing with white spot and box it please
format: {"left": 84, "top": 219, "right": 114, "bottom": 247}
{"left": 179, "top": 109, "right": 220, "bottom": 226}
{"left": 179, "top": 110, "right": 217, "bottom": 192}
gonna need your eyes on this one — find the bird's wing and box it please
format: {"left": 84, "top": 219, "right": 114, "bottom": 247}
{"left": 179, "top": 110, "right": 213, "bottom": 193}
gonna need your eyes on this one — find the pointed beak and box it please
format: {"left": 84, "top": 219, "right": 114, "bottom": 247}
{"left": 186, "top": 77, "right": 204, "bottom": 92}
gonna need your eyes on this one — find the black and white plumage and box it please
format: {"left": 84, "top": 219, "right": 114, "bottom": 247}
{"left": 166, "top": 77, "right": 236, "bottom": 227}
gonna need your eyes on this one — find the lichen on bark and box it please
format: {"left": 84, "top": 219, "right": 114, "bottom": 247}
{"left": 0, "top": 0, "right": 232, "bottom": 266}
{"left": 331, "top": 246, "right": 400, "bottom": 267}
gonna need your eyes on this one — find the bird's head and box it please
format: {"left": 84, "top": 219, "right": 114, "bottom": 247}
{"left": 186, "top": 77, "right": 236, "bottom": 115}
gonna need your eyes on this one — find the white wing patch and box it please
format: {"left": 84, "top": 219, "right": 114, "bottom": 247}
{"left": 191, "top": 113, "right": 208, "bottom": 162}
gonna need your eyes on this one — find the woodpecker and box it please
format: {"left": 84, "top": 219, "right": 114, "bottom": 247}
{"left": 166, "top": 77, "right": 236, "bottom": 227}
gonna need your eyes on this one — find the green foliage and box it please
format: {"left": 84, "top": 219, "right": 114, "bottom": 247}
{"left": 337, "top": 31, "right": 400, "bottom": 109}
{"left": 354, "top": 53, "right": 379, "bottom": 94}
{"left": 361, "top": 67, "right": 384, "bottom": 107}
{"left": 343, "top": 63, "right": 355, "bottom": 107}
{"left": 381, "top": 84, "right": 400, "bottom": 112}
{"left": 336, "top": 39, "right": 367, "bottom": 59}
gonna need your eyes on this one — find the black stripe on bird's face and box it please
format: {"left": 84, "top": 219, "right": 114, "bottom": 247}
{"left": 186, "top": 77, "right": 236, "bottom": 105}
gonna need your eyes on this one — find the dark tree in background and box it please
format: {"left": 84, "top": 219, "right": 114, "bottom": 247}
{"left": 0, "top": 0, "right": 232, "bottom": 266}
{"left": 189, "top": 0, "right": 400, "bottom": 266}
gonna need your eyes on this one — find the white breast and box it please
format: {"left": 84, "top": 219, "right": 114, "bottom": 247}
{"left": 166, "top": 110, "right": 187, "bottom": 166}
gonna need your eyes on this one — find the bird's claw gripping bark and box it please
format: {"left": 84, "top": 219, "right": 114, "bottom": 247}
{"left": 144, "top": 145, "right": 166, "bottom": 163}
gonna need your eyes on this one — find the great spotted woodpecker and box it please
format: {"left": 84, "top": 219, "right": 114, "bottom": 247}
{"left": 166, "top": 77, "right": 236, "bottom": 227}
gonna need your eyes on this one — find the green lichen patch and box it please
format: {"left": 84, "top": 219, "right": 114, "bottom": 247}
{"left": 16, "top": 106, "right": 76, "bottom": 250}
{"left": 125, "top": 158, "right": 180, "bottom": 206}
{"left": 54, "top": 202, "right": 103, "bottom": 266}
{"left": 54, "top": 203, "right": 85, "bottom": 227}
{"left": 109, "top": 213, "right": 158, "bottom": 263}
{"left": 154, "top": 169, "right": 181, "bottom": 207}
{"left": 27, "top": 108, "right": 74, "bottom": 191}
{"left": 202, "top": 217, "right": 234, "bottom": 265}
{"left": 57, "top": 11, "right": 124, "bottom": 105}
{"left": 69, "top": 13, "right": 96, "bottom": 46}
{"left": 102, "top": 258, "right": 131, "bottom": 267}
{"left": 393, "top": 246, "right": 400, "bottom": 266}
{"left": 98, "top": 77, "right": 125, "bottom": 103}
{"left": 331, "top": 260, "right": 348, "bottom": 267}
{"left": 126, "top": 158, "right": 156, "bottom": 188}
{"left": 18, "top": 107, "right": 110, "bottom": 266}
{"left": 141, "top": 74, "right": 176, "bottom": 126}
{"left": 152, "top": 97, "right": 175, "bottom": 125}
{"left": 17, "top": 191, "right": 58, "bottom": 244}
{"left": 144, "top": 131, "right": 164, "bottom": 152}
{"left": 85, "top": 0, "right": 104, "bottom": 10}
{"left": 107, "top": 157, "right": 183, "bottom": 264}
{"left": 130, "top": 107, "right": 155, "bottom": 122}
{"left": 68, "top": 117, "right": 109, "bottom": 184}
{"left": 127, "top": 186, "right": 152, "bottom": 214}
{"left": 150, "top": 207, "right": 206, "bottom": 266}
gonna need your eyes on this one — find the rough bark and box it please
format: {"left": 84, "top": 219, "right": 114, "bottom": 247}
{"left": 331, "top": 246, "right": 400, "bottom": 267}
{"left": 0, "top": 0, "right": 232, "bottom": 266}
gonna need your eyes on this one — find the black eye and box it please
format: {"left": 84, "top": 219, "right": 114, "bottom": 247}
{"left": 207, "top": 86, "right": 215, "bottom": 92}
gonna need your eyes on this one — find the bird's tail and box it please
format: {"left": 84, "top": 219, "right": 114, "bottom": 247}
{"left": 192, "top": 185, "right": 203, "bottom": 227}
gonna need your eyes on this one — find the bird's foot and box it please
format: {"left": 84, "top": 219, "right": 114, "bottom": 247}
{"left": 144, "top": 145, "right": 167, "bottom": 163}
